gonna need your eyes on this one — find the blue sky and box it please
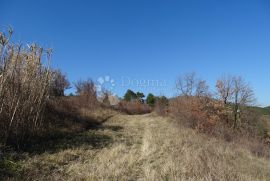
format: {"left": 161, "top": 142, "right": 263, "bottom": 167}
{"left": 2, "top": 0, "right": 270, "bottom": 106}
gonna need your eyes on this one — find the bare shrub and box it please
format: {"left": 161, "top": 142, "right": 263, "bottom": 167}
{"left": 154, "top": 96, "right": 169, "bottom": 116}
{"left": 214, "top": 75, "right": 268, "bottom": 144}
{"left": 172, "top": 73, "right": 265, "bottom": 145}
{"left": 172, "top": 73, "right": 229, "bottom": 133}
{"left": 175, "top": 72, "right": 197, "bottom": 96}
{"left": 170, "top": 96, "right": 228, "bottom": 133}
{"left": 0, "top": 28, "right": 52, "bottom": 147}
{"left": 117, "top": 100, "right": 151, "bottom": 115}
{"left": 231, "top": 76, "right": 256, "bottom": 128}
{"left": 216, "top": 75, "right": 234, "bottom": 104}
{"left": 74, "top": 79, "right": 97, "bottom": 109}
{"left": 50, "top": 69, "right": 70, "bottom": 97}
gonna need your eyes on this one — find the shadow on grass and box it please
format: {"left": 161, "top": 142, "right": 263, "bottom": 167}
{"left": 1, "top": 105, "right": 124, "bottom": 179}
{"left": 92, "top": 125, "right": 124, "bottom": 132}
{"left": 23, "top": 130, "right": 112, "bottom": 154}
{"left": 21, "top": 123, "right": 124, "bottom": 155}
{"left": 14, "top": 104, "right": 125, "bottom": 154}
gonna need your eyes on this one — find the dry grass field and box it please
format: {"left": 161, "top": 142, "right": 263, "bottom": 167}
{"left": 5, "top": 112, "right": 269, "bottom": 181}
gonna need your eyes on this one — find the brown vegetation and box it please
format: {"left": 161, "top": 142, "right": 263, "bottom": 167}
{"left": 117, "top": 100, "right": 151, "bottom": 115}
{"left": 0, "top": 29, "right": 99, "bottom": 150}
{"left": 171, "top": 73, "right": 267, "bottom": 145}
{"left": 1, "top": 28, "right": 270, "bottom": 180}
{"left": 50, "top": 69, "right": 70, "bottom": 97}
{"left": 216, "top": 75, "right": 256, "bottom": 128}
{"left": 74, "top": 79, "right": 98, "bottom": 109}
{"left": 0, "top": 28, "right": 53, "bottom": 148}
{"left": 3, "top": 114, "right": 270, "bottom": 180}
{"left": 154, "top": 96, "right": 169, "bottom": 116}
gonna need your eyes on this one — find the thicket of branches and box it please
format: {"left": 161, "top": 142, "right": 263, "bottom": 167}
{"left": 171, "top": 72, "right": 265, "bottom": 139}
{"left": 74, "top": 79, "right": 97, "bottom": 109}
{"left": 0, "top": 28, "right": 53, "bottom": 148}
{"left": 0, "top": 28, "right": 100, "bottom": 149}
{"left": 50, "top": 69, "right": 70, "bottom": 97}
{"left": 216, "top": 75, "right": 256, "bottom": 128}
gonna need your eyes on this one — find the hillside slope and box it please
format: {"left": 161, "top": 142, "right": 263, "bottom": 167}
{"left": 8, "top": 113, "right": 270, "bottom": 180}
{"left": 252, "top": 106, "right": 270, "bottom": 115}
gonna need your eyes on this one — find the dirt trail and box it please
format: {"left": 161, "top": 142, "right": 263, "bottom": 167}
{"left": 63, "top": 113, "right": 167, "bottom": 180}
{"left": 20, "top": 113, "right": 270, "bottom": 181}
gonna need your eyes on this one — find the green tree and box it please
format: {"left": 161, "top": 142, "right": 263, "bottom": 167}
{"left": 146, "top": 93, "right": 155, "bottom": 106}
{"left": 157, "top": 96, "right": 169, "bottom": 106}
{"left": 136, "top": 92, "right": 145, "bottom": 102}
{"left": 124, "top": 89, "right": 137, "bottom": 101}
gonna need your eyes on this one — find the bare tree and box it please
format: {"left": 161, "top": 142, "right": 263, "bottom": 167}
{"left": 232, "top": 76, "right": 255, "bottom": 128}
{"left": 216, "top": 75, "right": 234, "bottom": 104}
{"left": 74, "top": 79, "right": 97, "bottom": 107}
{"left": 176, "top": 72, "right": 196, "bottom": 96}
{"left": 75, "top": 79, "right": 96, "bottom": 96}
{"left": 216, "top": 75, "right": 256, "bottom": 128}
{"left": 176, "top": 72, "right": 209, "bottom": 97}
{"left": 196, "top": 80, "right": 210, "bottom": 97}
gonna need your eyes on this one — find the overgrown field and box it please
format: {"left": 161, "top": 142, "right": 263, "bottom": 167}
{"left": 2, "top": 112, "right": 270, "bottom": 181}
{"left": 1, "top": 28, "right": 270, "bottom": 181}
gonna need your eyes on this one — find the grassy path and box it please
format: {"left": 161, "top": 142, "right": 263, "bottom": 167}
{"left": 13, "top": 113, "right": 270, "bottom": 180}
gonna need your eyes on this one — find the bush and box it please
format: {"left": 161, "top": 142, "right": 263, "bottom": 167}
{"left": 123, "top": 89, "right": 137, "bottom": 102}
{"left": 123, "top": 89, "right": 145, "bottom": 102}
{"left": 146, "top": 93, "right": 155, "bottom": 107}
{"left": 170, "top": 96, "right": 228, "bottom": 134}
{"left": 117, "top": 100, "right": 151, "bottom": 115}
{"left": 0, "top": 28, "right": 53, "bottom": 148}
{"left": 172, "top": 72, "right": 267, "bottom": 142}
{"left": 170, "top": 95, "right": 269, "bottom": 145}
{"left": 74, "top": 79, "right": 97, "bottom": 109}
{"left": 50, "top": 69, "right": 70, "bottom": 97}
{"left": 154, "top": 96, "right": 169, "bottom": 116}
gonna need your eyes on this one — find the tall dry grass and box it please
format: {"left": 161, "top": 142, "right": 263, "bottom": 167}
{"left": 0, "top": 28, "right": 52, "bottom": 148}
{"left": 12, "top": 114, "right": 270, "bottom": 181}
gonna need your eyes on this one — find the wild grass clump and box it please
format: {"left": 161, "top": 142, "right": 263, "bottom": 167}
{"left": 0, "top": 28, "right": 53, "bottom": 148}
